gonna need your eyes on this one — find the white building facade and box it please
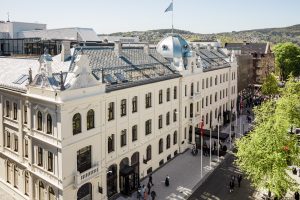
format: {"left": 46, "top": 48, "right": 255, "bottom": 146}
{"left": 0, "top": 35, "right": 237, "bottom": 200}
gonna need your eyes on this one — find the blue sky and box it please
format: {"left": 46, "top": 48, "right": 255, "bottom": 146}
{"left": 1, "top": 0, "right": 299, "bottom": 34}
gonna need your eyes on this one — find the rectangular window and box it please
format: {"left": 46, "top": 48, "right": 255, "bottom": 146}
{"left": 159, "top": 90, "right": 163, "bottom": 104}
{"left": 197, "top": 82, "right": 199, "bottom": 92}
{"left": 202, "top": 79, "right": 204, "bottom": 89}
{"left": 6, "top": 132, "right": 10, "bottom": 148}
{"left": 132, "top": 125, "right": 138, "bottom": 142}
{"left": 223, "top": 89, "right": 225, "bottom": 98}
{"left": 108, "top": 135, "right": 115, "bottom": 153}
{"left": 166, "top": 112, "right": 170, "bottom": 125}
{"left": 14, "top": 166, "right": 18, "bottom": 188}
{"left": 121, "top": 129, "right": 127, "bottom": 147}
{"left": 210, "top": 77, "right": 212, "bottom": 87}
{"left": 202, "top": 98, "right": 204, "bottom": 108}
{"left": 6, "top": 101, "right": 10, "bottom": 117}
{"left": 158, "top": 115, "right": 163, "bottom": 129}
{"left": 77, "top": 146, "right": 92, "bottom": 173}
{"left": 13, "top": 103, "right": 17, "bottom": 120}
{"left": 24, "top": 139, "right": 28, "bottom": 158}
{"left": 173, "top": 86, "right": 177, "bottom": 99}
{"left": 184, "top": 127, "right": 187, "bottom": 139}
{"left": 220, "top": 74, "right": 222, "bottom": 84}
{"left": 206, "top": 96, "right": 208, "bottom": 107}
{"left": 173, "top": 109, "right": 177, "bottom": 122}
{"left": 132, "top": 96, "right": 138, "bottom": 113}
{"left": 206, "top": 78, "right": 208, "bottom": 88}
{"left": 215, "top": 92, "right": 218, "bottom": 102}
{"left": 145, "top": 93, "right": 152, "bottom": 108}
{"left": 226, "top": 73, "right": 228, "bottom": 81}
{"left": 226, "top": 88, "right": 228, "bottom": 97}
{"left": 108, "top": 102, "right": 115, "bottom": 121}
{"left": 185, "top": 85, "right": 187, "bottom": 96}
{"left": 185, "top": 107, "right": 187, "bottom": 118}
{"left": 48, "top": 152, "right": 53, "bottom": 172}
{"left": 166, "top": 88, "right": 170, "bottom": 102}
{"left": 38, "top": 147, "right": 43, "bottom": 167}
{"left": 120, "top": 99, "right": 127, "bottom": 117}
{"left": 215, "top": 76, "right": 218, "bottom": 85}
{"left": 210, "top": 95, "right": 212, "bottom": 105}
{"left": 197, "top": 102, "right": 199, "bottom": 112}
{"left": 24, "top": 106, "right": 27, "bottom": 124}
{"left": 14, "top": 136, "right": 18, "bottom": 152}
{"left": 145, "top": 119, "right": 152, "bottom": 135}
{"left": 25, "top": 172, "right": 29, "bottom": 196}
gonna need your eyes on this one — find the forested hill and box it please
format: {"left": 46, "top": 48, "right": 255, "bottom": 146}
{"left": 105, "top": 24, "right": 300, "bottom": 45}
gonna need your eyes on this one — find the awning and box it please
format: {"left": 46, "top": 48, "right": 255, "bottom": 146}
{"left": 195, "top": 128, "right": 229, "bottom": 141}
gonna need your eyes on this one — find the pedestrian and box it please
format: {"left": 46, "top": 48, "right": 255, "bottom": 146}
{"left": 150, "top": 190, "right": 157, "bottom": 200}
{"left": 237, "top": 174, "right": 242, "bottom": 187}
{"left": 295, "top": 191, "right": 300, "bottom": 200}
{"left": 165, "top": 175, "right": 170, "bottom": 187}
{"left": 147, "top": 181, "right": 151, "bottom": 195}
{"left": 141, "top": 185, "right": 145, "bottom": 199}
{"left": 137, "top": 185, "right": 142, "bottom": 200}
{"left": 231, "top": 175, "right": 235, "bottom": 187}
{"left": 149, "top": 174, "right": 153, "bottom": 186}
{"left": 144, "top": 190, "right": 148, "bottom": 200}
{"left": 229, "top": 180, "right": 234, "bottom": 193}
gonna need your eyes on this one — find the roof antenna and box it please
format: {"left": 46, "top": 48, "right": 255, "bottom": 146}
{"left": 7, "top": 12, "right": 10, "bottom": 22}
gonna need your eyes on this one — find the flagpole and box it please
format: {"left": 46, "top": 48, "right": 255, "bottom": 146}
{"left": 209, "top": 128, "right": 212, "bottom": 169}
{"left": 217, "top": 120, "right": 220, "bottom": 162}
{"left": 172, "top": 0, "right": 174, "bottom": 34}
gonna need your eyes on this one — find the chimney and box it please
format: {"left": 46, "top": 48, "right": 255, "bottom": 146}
{"left": 61, "top": 41, "right": 71, "bottom": 62}
{"left": 144, "top": 43, "right": 150, "bottom": 55}
{"left": 114, "top": 41, "right": 122, "bottom": 56}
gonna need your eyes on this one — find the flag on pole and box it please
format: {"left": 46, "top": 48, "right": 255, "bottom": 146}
{"left": 165, "top": 2, "right": 173, "bottom": 12}
{"left": 199, "top": 120, "right": 204, "bottom": 136}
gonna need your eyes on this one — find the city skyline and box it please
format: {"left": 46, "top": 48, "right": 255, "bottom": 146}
{"left": 1, "top": 0, "right": 300, "bottom": 34}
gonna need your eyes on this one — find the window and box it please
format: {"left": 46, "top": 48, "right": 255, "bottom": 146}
{"left": 72, "top": 113, "right": 81, "bottom": 135}
{"left": 226, "top": 88, "right": 228, "bottom": 97}
{"left": 132, "top": 125, "right": 138, "bottom": 142}
{"left": 166, "top": 135, "right": 170, "bottom": 149}
{"left": 215, "top": 75, "right": 218, "bottom": 85}
{"left": 145, "top": 119, "right": 152, "bottom": 135}
{"left": 215, "top": 108, "right": 218, "bottom": 119}
{"left": 202, "top": 98, "right": 204, "bottom": 108}
{"left": 206, "top": 96, "right": 208, "bottom": 107}
{"left": 108, "top": 135, "right": 115, "bottom": 153}
{"left": 77, "top": 146, "right": 91, "bottom": 173}
{"left": 25, "top": 171, "right": 29, "bottom": 196}
{"left": 47, "top": 114, "right": 52, "bottom": 134}
{"left": 48, "top": 152, "right": 53, "bottom": 172}
{"left": 159, "top": 139, "right": 163, "bottom": 154}
{"left": 202, "top": 79, "right": 204, "bottom": 89}
{"left": 7, "top": 161, "right": 11, "bottom": 183}
{"left": 145, "top": 93, "right": 152, "bottom": 108}
{"left": 206, "top": 78, "right": 208, "bottom": 88}
{"left": 38, "top": 147, "right": 43, "bottom": 167}
{"left": 173, "top": 86, "right": 177, "bottom": 99}
{"left": 191, "top": 83, "right": 194, "bottom": 96}
{"left": 215, "top": 92, "right": 218, "bottom": 102}
{"left": 206, "top": 113, "right": 209, "bottom": 124}
{"left": 159, "top": 90, "right": 163, "bottom": 104}
{"left": 14, "top": 136, "right": 18, "bottom": 152}
{"left": 49, "top": 187, "right": 55, "bottom": 200}
{"left": 166, "top": 112, "right": 170, "bottom": 125}
{"left": 39, "top": 181, "right": 45, "bottom": 200}
{"left": 197, "top": 82, "right": 199, "bottom": 92}
{"left": 184, "top": 127, "right": 187, "bottom": 139}
{"left": 220, "top": 74, "right": 222, "bottom": 83}
{"left": 37, "top": 111, "right": 43, "bottom": 131}
{"left": 146, "top": 145, "right": 151, "bottom": 161}
{"left": 173, "top": 109, "right": 177, "bottom": 122}
{"left": 87, "top": 109, "right": 95, "bottom": 130}
{"left": 166, "top": 88, "right": 170, "bottom": 102}
{"left": 13, "top": 103, "right": 17, "bottom": 120}
{"left": 210, "top": 77, "right": 212, "bottom": 87}
{"left": 6, "top": 131, "right": 10, "bottom": 148}
{"left": 210, "top": 95, "right": 212, "bottom": 105}
{"left": 6, "top": 101, "right": 10, "bottom": 117}
{"left": 120, "top": 99, "right": 127, "bottom": 117}
{"left": 226, "top": 73, "right": 228, "bottom": 81}
{"left": 24, "top": 139, "right": 28, "bottom": 158}
{"left": 24, "top": 106, "right": 27, "bottom": 124}
{"left": 173, "top": 131, "right": 177, "bottom": 145}
{"left": 108, "top": 102, "right": 115, "bottom": 121}
{"left": 14, "top": 165, "right": 18, "bottom": 188}
{"left": 158, "top": 115, "right": 163, "bottom": 129}
{"left": 132, "top": 96, "right": 138, "bottom": 113}
{"left": 223, "top": 89, "right": 225, "bottom": 98}
{"left": 159, "top": 159, "right": 164, "bottom": 166}
{"left": 121, "top": 129, "right": 127, "bottom": 147}
{"left": 185, "top": 107, "right": 187, "bottom": 118}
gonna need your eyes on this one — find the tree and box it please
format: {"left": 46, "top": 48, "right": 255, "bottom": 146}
{"left": 273, "top": 43, "right": 300, "bottom": 81}
{"left": 236, "top": 78, "right": 300, "bottom": 198}
{"left": 261, "top": 73, "right": 279, "bottom": 96}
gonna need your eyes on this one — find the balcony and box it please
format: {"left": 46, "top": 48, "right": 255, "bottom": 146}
{"left": 190, "top": 92, "right": 201, "bottom": 101}
{"left": 75, "top": 164, "right": 100, "bottom": 188}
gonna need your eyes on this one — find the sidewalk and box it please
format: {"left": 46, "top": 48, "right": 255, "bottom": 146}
{"left": 118, "top": 114, "right": 252, "bottom": 200}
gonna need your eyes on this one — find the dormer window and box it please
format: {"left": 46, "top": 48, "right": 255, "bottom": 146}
{"left": 162, "top": 45, "right": 168, "bottom": 51}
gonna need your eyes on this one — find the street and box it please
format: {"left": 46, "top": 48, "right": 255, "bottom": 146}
{"left": 188, "top": 151, "right": 256, "bottom": 200}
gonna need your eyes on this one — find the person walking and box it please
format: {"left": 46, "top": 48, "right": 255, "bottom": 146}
{"left": 141, "top": 185, "right": 145, "bottom": 199}
{"left": 237, "top": 174, "right": 242, "bottom": 187}
{"left": 229, "top": 180, "right": 234, "bottom": 193}
{"left": 149, "top": 174, "right": 154, "bottom": 186}
{"left": 165, "top": 175, "right": 170, "bottom": 187}
{"left": 231, "top": 175, "right": 235, "bottom": 188}
{"left": 144, "top": 190, "right": 148, "bottom": 200}
{"left": 137, "top": 185, "right": 142, "bottom": 200}
{"left": 295, "top": 191, "right": 300, "bottom": 200}
{"left": 147, "top": 181, "right": 152, "bottom": 195}
{"left": 150, "top": 190, "right": 157, "bottom": 200}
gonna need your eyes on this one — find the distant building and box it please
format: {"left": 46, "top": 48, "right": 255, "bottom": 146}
{"left": 225, "top": 42, "right": 275, "bottom": 88}
{"left": 189, "top": 40, "right": 222, "bottom": 49}
{"left": 0, "top": 21, "right": 100, "bottom": 56}
{"left": 98, "top": 35, "right": 139, "bottom": 43}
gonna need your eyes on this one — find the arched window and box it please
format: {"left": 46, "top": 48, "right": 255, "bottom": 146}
{"left": 77, "top": 182, "right": 92, "bottom": 200}
{"left": 73, "top": 113, "right": 81, "bottom": 135}
{"left": 108, "top": 135, "right": 115, "bottom": 153}
{"left": 39, "top": 181, "right": 45, "bottom": 200}
{"left": 173, "top": 131, "right": 177, "bottom": 145}
{"left": 49, "top": 186, "right": 56, "bottom": 200}
{"left": 166, "top": 135, "right": 170, "bottom": 149}
{"left": 159, "top": 139, "right": 163, "bottom": 154}
{"left": 37, "top": 111, "right": 43, "bottom": 131}
{"left": 146, "top": 145, "right": 151, "bottom": 161}
{"left": 46, "top": 114, "right": 52, "bottom": 134}
{"left": 87, "top": 109, "right": 95, "bottom": 130}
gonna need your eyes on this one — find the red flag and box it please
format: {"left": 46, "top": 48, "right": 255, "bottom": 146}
{"left": 199, "top": 120, "right": 204, "bottom": 136}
